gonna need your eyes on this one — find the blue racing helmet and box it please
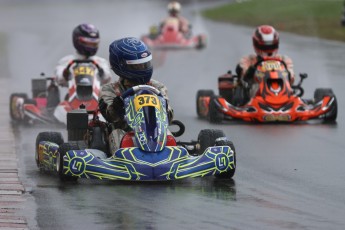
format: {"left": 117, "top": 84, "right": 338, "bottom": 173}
{"left": 109, "top": 37, "right": 153, "bottom": 84}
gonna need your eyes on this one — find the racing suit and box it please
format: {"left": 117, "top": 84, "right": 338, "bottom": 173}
{"left": 161, "top": 15, "right": 190, "bottom": 37}
{"left": 55, "top": 53, "right": 112, "bottom": 87}
{"left": 236, "top": 54, "right": 295, "bottom": 98}
{"left": 98, "top": 79, "right": 174, "bottom": 155}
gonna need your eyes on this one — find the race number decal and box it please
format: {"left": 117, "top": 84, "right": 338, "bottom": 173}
{"left": 73, "top": 66, "right": 95, "bottom": 76}
{"left": 261, "top": 61, "right": 281, "bottom": 71}
{"left": 134, "top": 94, "right": 161, "bottom": 111}
{"left": 263, "top": 114, "right": 291, "bottom": 121}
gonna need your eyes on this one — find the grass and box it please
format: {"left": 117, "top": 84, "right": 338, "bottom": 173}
{"left": 202, "top": 0, "right": 345, "bottom": 42}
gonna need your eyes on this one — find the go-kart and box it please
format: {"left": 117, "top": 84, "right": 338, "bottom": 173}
{"left": 10, "top": 59, "right": 103, "bottom": 125}
{"left": 35, "top": 85, "right": 236, "bottom": 181}
{"left": 141, "top": 17, "right": 206, "bottom": 49}
{"left": 196, "top": 58, "right": 337, "bottom": 123}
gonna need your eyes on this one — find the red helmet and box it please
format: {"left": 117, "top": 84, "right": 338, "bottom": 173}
{"left": 252, "top": 25, "right": 279, "bottom": 57}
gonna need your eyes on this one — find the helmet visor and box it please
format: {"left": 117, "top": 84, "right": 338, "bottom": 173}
{"left": 126, "top": 55, "right": 152, "bottom": 71}
{"left": 78, "top": 36, "right": 100, "bottom": 49}
{"left": 254, "top": 40, "right": 279, "bottom": 51}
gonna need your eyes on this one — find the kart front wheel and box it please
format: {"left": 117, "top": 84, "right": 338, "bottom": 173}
{"left": 214, "top": 139, "right": 236, "bottom": 179}
{"left": 314, "top": 88, "right": 337, "bottom": 122}
{"left": 197, "top": 129, "right": 226, "bottom": 155}
{"left": 208, "top": 96, "right": 224, "bottom": 123}
{"left": 35, "top": 132, "right": 64, "bottom": 168}
{"left": 196, "top": 90, "right": 214, "bottom": 118}
{"left": 56, "top": 143, "right": 79, "bottom": 181}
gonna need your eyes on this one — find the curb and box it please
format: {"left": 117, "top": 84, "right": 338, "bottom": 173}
{"left": 0, "top": 78, "right": 28, "bottom": 229}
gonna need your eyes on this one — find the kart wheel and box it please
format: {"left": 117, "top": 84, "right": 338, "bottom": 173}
{"left": 35, "top": 132, "right": 64, "bottom": 168}
{"left": 314, "top": 88, "right": 337, "bottom": 122}
{"left": 197, "top": 129, "right": 226, "bottom": 155}
{"left": 196, "top": 90, "right": 214, "bottom": 118}
{"left": 9, "top": 93, "right": 28, "bottom": 121}
{"left": 195, "top": 35, "right": 206, "bottom": 49}
{"left": 57, "top": 143, "right": 79, "bottom": 181}
{"left": 208, "top": 96, "right": 224, "bottom": 123}
{"left": 314, "top": 88, "right": 334, "bottom": 102}
{"left": 214, "top": 139, "right": 236, "bottom": 179}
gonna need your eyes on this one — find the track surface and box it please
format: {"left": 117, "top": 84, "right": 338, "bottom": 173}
{"left": 1, "top": 0, "right": 345, "bottom": 229}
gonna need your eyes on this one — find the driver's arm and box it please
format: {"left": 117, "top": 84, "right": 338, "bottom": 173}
{"left": 99, "top": 83, "right": 124, "bottom": 123}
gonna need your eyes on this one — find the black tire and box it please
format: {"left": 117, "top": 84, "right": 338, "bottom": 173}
{"left": 196, "top": 90, "right": 214, "bottom": 118}
{"left": 195, "top": 35, "right": 206, "bottom": 49}
{"left": 35, "top": 132, "right": 64, "bottom": 168}
{"left": 9, "top": 93, "right": 28, "bottom": 121}
{"left": 197, "top": 129, "right": 226, "bottom": 155}
{"left": 313, "top": 88, "right": 337, "bottom": 122}
{"left": 314, "top": 88, "right": 334, "bottom": 102}
{"left": 208, "top": 96, "right": 224, "bottom": 123}
{"left": 214, "top": 139, "right": 236, "bottom": 179}
{"left": 56, "top": 143, "right": 79, "bottom": 181}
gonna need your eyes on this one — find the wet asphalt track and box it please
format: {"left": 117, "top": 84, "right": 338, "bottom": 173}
{"left": 1, "top": 0, "right": 345, "bottom": 229}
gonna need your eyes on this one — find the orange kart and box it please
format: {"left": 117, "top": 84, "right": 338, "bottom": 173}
{"left": 196, "top": 59, "right": 337, "bottom": 123}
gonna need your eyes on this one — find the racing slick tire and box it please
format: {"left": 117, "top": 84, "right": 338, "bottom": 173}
{"left": 35, "top": 132, "right": 64, "bottom": 168}
{"left": 214, "top": 139, "right": 236, "bottom": 179}
{"left": 196, "top": 90, "right": 214, "bottom": 118}
{"left": 9, "top": 93, "right": 28, "bottom": 121}
{"left": 197, "top": 129, "right": 226, "bottom": 155}
{"left": 314, "top": 88, "right": 337, "bottom": 122}
{"left": 208, "top": 96, "right": 224, "bottom": 123}
{"left": 56, "top": 143, "right": 79, "bottom": 182}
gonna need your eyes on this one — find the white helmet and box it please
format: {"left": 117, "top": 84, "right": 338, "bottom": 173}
{"left": 168, "top": 1, "right": 181, "bottom": 15}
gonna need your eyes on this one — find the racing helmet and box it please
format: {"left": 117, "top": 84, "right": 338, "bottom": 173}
{"left": 109, "top": 37, "right": 153, "bottom": 84}
{"left": 252, "top": 25, "right": 279, "bottom": 57}
{"left": 168, "top": 1, "right": 181, "bottom": 16}
{"left": 72, "top": 23, "right": 100, "bottom": 57}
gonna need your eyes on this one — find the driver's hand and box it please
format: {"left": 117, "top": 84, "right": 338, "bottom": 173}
{"left": 98, "top": 67, "right": 104, "bottom": 78}
{"left": 63, "top": 68, "right": 71, "bottom": 81}
{"left": 112, "top": 96, "right": 125, "bottom": 117}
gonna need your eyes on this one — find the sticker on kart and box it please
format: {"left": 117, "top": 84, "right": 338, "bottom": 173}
{"left": 263, "top": 114, "right": 291, "bottom": 121}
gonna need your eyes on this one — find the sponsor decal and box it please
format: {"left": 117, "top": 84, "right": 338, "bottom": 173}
{"left": 69, "top": 158, "right": 86, "bottom": 176}
{"left": 215, "top": 153, "right": 229, "bottom": 171}
{"left": 263, "top": 114, "right": 291, "bottom": 121}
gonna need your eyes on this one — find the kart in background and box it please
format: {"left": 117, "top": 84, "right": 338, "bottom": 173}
{"left": 196, "top": 58, "right": 337, "bottom": 123}
{"left": 141, "top": 17, "right": 206, "bottom": 50}
{"left": 10, "top": 59, "right": 103, "bottom": 125}
{"left": 35, "top": 85, "right": 236, "bottom": 181}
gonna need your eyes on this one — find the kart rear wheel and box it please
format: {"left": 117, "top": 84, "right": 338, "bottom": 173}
{"left": 197, "top": 129, "right": 226, "bottom": 155}
{"left": 214, "top": 139, "right": 236, "bottom": 179}
{"left": 56, "top": 143, "right": 79, "bottom": 181}
{"left": 208, "top": 96, "right": 224, "bottom": 123}
{"left": 314, "top": 88, "right": 337, "bottom": 122}
{"left": 196, "top": 90, "right": 214, "bottom": 118}
{"left": 9, "top": 93, "right": 28, "bottom": 121}
{"left": 35, "top": 132, "right": 64, "bottom": 168}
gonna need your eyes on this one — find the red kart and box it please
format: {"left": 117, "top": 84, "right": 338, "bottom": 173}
{"left": 10, "top": 59, "right": 103, "bottom": 125}
{"left": 196, "top": 58, "right": 337, "bottom": 123}
{"left": 141, "top": 17, "right": 206, "bottom": 49}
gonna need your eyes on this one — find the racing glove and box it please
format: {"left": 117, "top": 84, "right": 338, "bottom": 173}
{"left": 98, "top": 67, "right": 105, "bottom": 79}
{"left": 112, "top": 96, "right": 125, "bottom": 118}
{"left": 63, "top": 68, "right": 71, "bottom": 81}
